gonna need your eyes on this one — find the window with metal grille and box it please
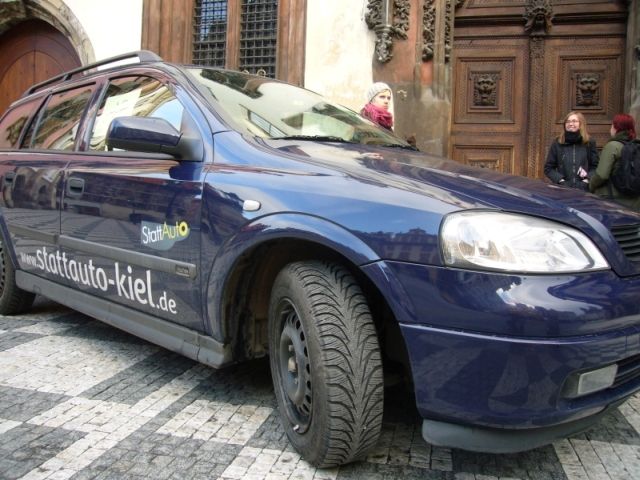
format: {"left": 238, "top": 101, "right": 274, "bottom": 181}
{"left": 193, "top": 0, "right": 228, "bottom": 68}
{"left": 192, "top": 0, "right": 278, "bottom": 78}
{"left": 239, "top": 0, "right": 278, "bottom": 77}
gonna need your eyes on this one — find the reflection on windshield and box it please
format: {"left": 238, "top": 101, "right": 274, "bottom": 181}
{"left": 187, "top": 67, "right": 409, "bottom": 148}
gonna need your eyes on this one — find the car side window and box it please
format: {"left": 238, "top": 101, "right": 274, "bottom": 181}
{"left": 0, "top": 100, "right": 40, "bottom": 149}
{"left": 89, "top": 76, "right": 186, "bottom": 151}
{"left": 28, "top": 87, "right": 94, "bottom": 150}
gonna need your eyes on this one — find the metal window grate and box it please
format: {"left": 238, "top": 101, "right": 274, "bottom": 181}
{"left": 240, "top": 0, "right": 278, "bottom": 77}
{"left": 193, "top": 0, "right": 228, "bottom": 67}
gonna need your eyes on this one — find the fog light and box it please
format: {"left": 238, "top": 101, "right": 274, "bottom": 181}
{"left": 562, "top": 364, "right": 618, "bottom": 399}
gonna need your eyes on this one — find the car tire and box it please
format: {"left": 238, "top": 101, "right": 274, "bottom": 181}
{"left": 268, "top": 261, "right": 383, "bottom": 467}
{"left": 0, "top": 231, "right": 35, "bottom": 315}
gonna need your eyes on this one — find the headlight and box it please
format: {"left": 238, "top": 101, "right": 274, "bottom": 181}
{"left": 440, "top": 211, "right": 609, "bottom": 273}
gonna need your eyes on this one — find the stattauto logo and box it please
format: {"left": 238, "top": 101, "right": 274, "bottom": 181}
{"left": 141, "top": 221, "right": 190, "bottom": 250}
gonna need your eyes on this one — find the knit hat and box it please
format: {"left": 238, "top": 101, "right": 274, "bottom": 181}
{"left": 366, "top": 82, "right": 392, "bottom": 103}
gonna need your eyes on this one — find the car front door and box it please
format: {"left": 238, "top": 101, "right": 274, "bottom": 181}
{"left": 60, "top": 75, "right": 207, "bottom": 330}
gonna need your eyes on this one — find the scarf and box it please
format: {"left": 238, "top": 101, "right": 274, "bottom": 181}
{"left": 564, "top": 130, "right": 583, "bottom": 144}
{"left": 361, "top": 103, "right": 393, "bottom": 130}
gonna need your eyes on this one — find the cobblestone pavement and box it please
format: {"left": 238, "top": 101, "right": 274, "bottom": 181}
{"left": 1, "top": 298, "right": 640, "bottom": 480}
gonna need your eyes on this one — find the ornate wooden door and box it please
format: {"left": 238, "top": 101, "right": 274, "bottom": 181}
{"left": 451, "top": 1, "right": 628, "bottom": 179}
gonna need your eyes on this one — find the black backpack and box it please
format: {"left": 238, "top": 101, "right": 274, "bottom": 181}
{"left": 610, "top": 139, "right": 640, "bottom": 196}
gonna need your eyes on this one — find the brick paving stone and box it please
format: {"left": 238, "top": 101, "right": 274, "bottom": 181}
{"left": 2, "top": 300, "right": 640, "bottom": 479}
{"left": 80, "top": 350, "right": 196, "bottom": 405}
{"left": 0, "top": 316, "right": 38, "bottom": 331}
{"left": 0, "top": 331, "right": 45, "bottom": 351}
{"left": 0, "top": 387, "right": 70, "bottom": 422}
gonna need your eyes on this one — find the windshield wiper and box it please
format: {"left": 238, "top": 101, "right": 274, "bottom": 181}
{"left": 376, "top": 143, "right": 419, "bottom": 151}
{"left": 273, "top": 135, "right": 355, "bottom": 143}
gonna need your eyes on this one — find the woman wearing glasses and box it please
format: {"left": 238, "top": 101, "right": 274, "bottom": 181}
{"left": 544, "top": 111, "right": 598, "bottom": 191}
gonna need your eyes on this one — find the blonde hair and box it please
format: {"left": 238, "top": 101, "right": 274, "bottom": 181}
{"left": 559, "top": 111, "right": 590, "bottom": 143}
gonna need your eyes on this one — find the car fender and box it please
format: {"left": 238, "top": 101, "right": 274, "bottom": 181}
{"left": 203, "top": 212, "right": 414, "bottom": 341}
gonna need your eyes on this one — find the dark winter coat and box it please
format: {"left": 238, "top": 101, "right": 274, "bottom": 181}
{"left": 544, "top": 138, "right": 598, "bottom": 191}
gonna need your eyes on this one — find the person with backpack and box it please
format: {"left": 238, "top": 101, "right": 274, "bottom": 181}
{"left": 589, "top": 113, "right": 640, "bottom": 211}
{"left": 544, "top": 111, "right": 598, "bottom": 191}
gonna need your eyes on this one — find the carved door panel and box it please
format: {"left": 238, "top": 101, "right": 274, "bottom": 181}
{"left": 450, "top": 1, "right": 627, "bottom": 179}
{"left": 538, "top": 37, "right": 625, "bottom": 178}
{"left": 450, "top": 38, "right": 530, "bottom": 176}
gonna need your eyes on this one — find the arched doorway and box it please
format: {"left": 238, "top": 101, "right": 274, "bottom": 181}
{"left": 0, "top": 19, "right": 81, "bottom": 116}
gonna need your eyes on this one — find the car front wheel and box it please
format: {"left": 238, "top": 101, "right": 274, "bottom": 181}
{"left": 268, "top": 261, "right": 383, "bottom": 467}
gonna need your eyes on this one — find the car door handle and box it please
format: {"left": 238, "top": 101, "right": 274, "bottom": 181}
{"left": 66, "top": 177, "right": 85, "bottom": 196}
{"left": 3, "top": 171, "right": 15, "bottom": 187}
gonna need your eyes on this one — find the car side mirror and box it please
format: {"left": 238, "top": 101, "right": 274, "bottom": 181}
{"left": 106, "top": 116, "right": 203, "bottom": 161}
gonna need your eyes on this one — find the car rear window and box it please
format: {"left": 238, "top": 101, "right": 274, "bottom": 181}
{"left": 0, "top": 100, "right": 38, "bottom": 149}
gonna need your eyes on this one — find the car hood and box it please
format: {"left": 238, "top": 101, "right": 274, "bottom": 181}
{"left": 252, "top": 138, "right": 640, "bottom": 272}
{"left": 263, "top": 139, "right": 640, "bottom": 223}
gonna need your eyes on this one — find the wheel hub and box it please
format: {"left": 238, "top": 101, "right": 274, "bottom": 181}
{"left": 277, "top": 302, "right": 312, "bottom": 433}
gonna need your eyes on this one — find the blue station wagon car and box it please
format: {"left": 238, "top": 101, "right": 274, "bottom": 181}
{"left": 1, "top": 51, "right": 640, "bottom": 467}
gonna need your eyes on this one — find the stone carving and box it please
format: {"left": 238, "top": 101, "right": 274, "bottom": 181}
{"left": 365, "top": 0, "right": 410, "bottom": 63}
{"left": 422, "top": 1, "right": 435, "bottom": 61}
{"left": 524, "top": 0, "right": 553, "bottom": 36}
{"left": 444, "top": 0, "right": 453, "bottom": 62}
{"left": 529, "top": 35, "right": 545, "bottom": 59}
{"left": 576, "top": 73, "right": 600, "bottom": 107}
{"left": 395, "top": 0, "right": 410, "bottom": 34}
{"left": 0, "top": 0, "right": 27, "bottom": 35}
{"left": 422, "top": 0, "right": 464, "bottom": 62}
{"left": 472, "top": 73, "right": 500, "bottom": 107}
{"left": 471, "top": 160, "right": 498, "bottom": 170}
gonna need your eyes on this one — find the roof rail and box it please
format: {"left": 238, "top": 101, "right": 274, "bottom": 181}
{"left": 23, "top": 50, "right": 163, "bottom": 97}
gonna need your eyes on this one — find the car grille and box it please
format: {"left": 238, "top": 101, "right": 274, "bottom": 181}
{"left": 610, "top": 354, "right": 640, "bottom": 389}
{"left": 611, "top": 224, "right": 640, "bottom": 262}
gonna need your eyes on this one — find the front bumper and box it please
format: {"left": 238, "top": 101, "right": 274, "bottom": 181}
{"left": 401, "top": 320, "right": 640, "bottom": 428}
{"left": 420, "top": 402, "right": 621, "bottom": 453}
{"left": 363, "top": 261, "right": 640, "bottom": 451}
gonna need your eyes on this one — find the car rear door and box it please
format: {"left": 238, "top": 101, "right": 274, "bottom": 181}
{"left": 60, "top": 74, "right": 207, "bottom": 331}
{"left": 0, "top": 85, "right": 96, "bottom": 285}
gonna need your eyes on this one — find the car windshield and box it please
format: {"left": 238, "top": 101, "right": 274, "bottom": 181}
{"left": 187, "top": 67, "right": 410, "bottom": 148}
